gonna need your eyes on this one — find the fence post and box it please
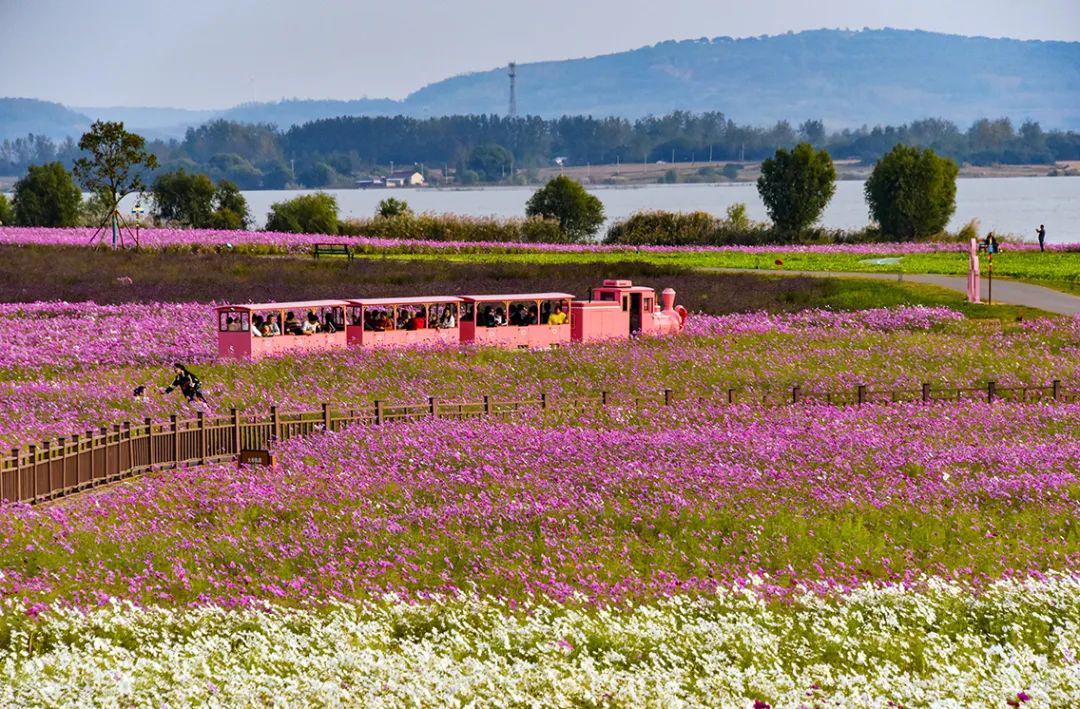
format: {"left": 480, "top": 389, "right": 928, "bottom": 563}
{"left": 663, "top": 388, "right": 673, "bottom": 406}
{"left": 121, "top": 421, "right": 131, "bottom": 473}
{"left": 987, "top": 380, "right": 996, "bottom": 404}
{"left": 28, "top": 444, "right": 37, "bottom": 502}
{"left": 540, "top": 393, "right": 548, "bottom": 410}
{"left": 727, "top": 388, "right": 736, "bottom": 404}
{"left": 791, "top": 386, "right": 801, "bottom": 404}
{"left": 429, "top": 397, "right": 439, "bottom": 418}
{"left": 72, "top": 434, "right": 82, "bottom": 488}
{"left": 41, "top": 440, "right": 52, "bottom": 499}
{"left": 921, "top": 383, "right": 931, "bottom": 403}
{"left": 322, "top": 402, "right": 331, "bottom": 431}
{"left": 112, "top": 424, "right": 121, "bottom": 478}
{"left": 374, "top": 400, "right": 384, "bottom": 425}
{"left": 171, "top": 415, "right": 180, "bottom": 466}
{"left": 484, "top": 395, "right": 493, "bottom": 416}
{"left": 197, "top": 411, "right": 207, "bottom": 464}
{"left": 600, "top": 391, "right": 608, "bottom": 406}
{"left": 11, "top": 447, "right": 20, "bottom": 503}
{"left": 270, "top": 406, "right": 280, "bottom": 442}
{"left": 143, "top": 417, "right": 153, "bottom": 468}
{"left": 856, "top": 385, "right": 866, "bottom": 405}
{"left": 1052, "top": 379, "right": 1060, "bottom": 401}
{"left": 87, "top": 430, "right": 96, "bottom": 483}
{"left": 231, "top": 408, "right": 241, "bottom": 455}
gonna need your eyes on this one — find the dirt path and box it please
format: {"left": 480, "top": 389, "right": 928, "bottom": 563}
{"left": 707, "top": 269, "right": 1080, "bottom": 315}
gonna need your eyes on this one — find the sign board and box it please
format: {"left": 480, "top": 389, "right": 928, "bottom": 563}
{"left": 238, "top": 448, "right": 275, "bottom": 467}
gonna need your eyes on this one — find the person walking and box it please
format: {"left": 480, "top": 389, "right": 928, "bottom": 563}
{"left": 1037, "top": 224, "right": 1046, "bottom": 252}
{"left": 163, "top": 363, "right": 207, "bottom": 404}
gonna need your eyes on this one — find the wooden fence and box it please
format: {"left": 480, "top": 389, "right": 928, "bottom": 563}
{"left": 0, "top": 380, "right": 1073, "bottom": 506}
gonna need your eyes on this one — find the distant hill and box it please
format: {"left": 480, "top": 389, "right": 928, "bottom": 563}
{"left": 0, "top": 98, "right": 90, "bottom": 141}
{"left": 402, "top": 29, "right": 1080, "bottom": 128}
{"left": 3, "top": 28, "right": 1079, "bottom": 142}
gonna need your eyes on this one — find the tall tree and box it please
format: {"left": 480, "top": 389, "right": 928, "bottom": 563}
{"left": 756, "top": 143, "right": 836, "bottom": 235}
{"left": 525, "top": 176, "right": 604, "bottom": 242}
{"left": 73, "top": 121, "right": 158, "bottom": 246}
{"left": 12, "top": 162, "right": 82, "bottom": 227}
{"left": 865, "top": 145, "right": 958, "bottom": 240}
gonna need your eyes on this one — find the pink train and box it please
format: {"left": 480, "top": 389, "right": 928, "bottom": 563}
{"left": 215, "top": 279, "right": 687, "bottom": 360}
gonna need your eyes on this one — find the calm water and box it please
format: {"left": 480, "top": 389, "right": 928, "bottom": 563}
{"left": 128, "top": 176, "right": 1080, "bottom": 243}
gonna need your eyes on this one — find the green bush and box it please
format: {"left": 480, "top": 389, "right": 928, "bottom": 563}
{"left": 757, "top": 143, "right": 836, "bottom": 234}
{"left": 377, "top": 198, "right": 411, "bottom": 219}
{"left": 340, "top": 213, "right": 568, "bottom": 243}
{"left": 865, "top": 145, "right": 959, "bottom": 240}
{"left": 265, "top": 193, "right": 338, "bottom": 234}
{"left": 525, "top": 176, "right": 604, "bottom": 241}
{"left": 13, "top": 162, "right": 82, "bottom": 227}
{"left": 0, "top": 194, "right": 14, "bottom": 226}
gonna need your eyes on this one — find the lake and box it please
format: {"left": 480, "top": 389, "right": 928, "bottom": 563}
{"left": 126, "top": 176, "right": 1080, "bottom": 243}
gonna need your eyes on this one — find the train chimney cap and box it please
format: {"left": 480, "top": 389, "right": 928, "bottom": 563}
{"left": 602, "top": 279, "right": 633, "bottom": 287}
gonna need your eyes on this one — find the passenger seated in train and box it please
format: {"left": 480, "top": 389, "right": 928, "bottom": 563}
{"left": 264, "top": 315, "right": 281, "bottom": 337}
{"left": 540, "top": 301, "right": 552, "bottom": 324}
{"left": 322, "top": 311, "right": 338, "bottom": 334}
{"left": 411, "top": 308, "right": 426, "bottom": 330}
{"left": 489, "top": 306, "right": 506, "bottom": 327}
{"left": 547, "top": 302, "right": 569, "bottom": 325}
{"left": 302, "top": 311, "right": 321, "bottom": 335}
{"left": 225, "top": 315, "right": 242, "bottom": 332}
{"left": 284, "top": 312, "right": 302, "bottom": 335}
{"left": 438, "top": 306, "right": 456, "bottom": 328}
{"left": 509, "top": 303, "right": 530, "bottom": 326}
{"left": 251, "top": 314, "right": 265, "bottom": 337}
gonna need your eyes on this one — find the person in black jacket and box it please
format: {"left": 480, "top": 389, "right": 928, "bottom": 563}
{"left": 164, "top": 363, "right": 207, "bottom": 403}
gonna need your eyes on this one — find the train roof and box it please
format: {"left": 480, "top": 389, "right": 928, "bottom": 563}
{"left": 460, "top": 293, "right": 575, "bottom": 302}
{"left": 346, "top": 296, "right": 462, "bottom": 306}
{"left": 217, "top": 300, "right": 349, "bottom": 312}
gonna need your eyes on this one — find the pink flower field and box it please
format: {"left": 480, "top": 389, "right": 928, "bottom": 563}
{"left": 2, "top": 225, "right": 1078, "bottom": 254}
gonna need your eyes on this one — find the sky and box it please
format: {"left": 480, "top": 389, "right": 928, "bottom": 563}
{"left": 1, "top": 0, "right": 1078, "bottom": 109}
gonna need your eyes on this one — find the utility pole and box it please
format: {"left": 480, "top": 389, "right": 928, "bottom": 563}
{"left": 507, "top": 62, "right": 517, "bottom": 118}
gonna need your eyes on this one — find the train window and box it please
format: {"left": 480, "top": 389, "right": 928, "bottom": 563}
{"left": 598, "top": 291, "right": 616, "bottom": 301}
{"left": 430, "top": 303, "right": 459, "bottom": 328}
{"left": 219, "top": 312, "right": 249, "bottom": 332}
{"left": 543, "top": 299, "right": 570, "bottom": 325}
{"left": 363, "top": 306, "right": 394, "bottom": 331}
{"left": 349, "top": 306, "right": 363, "bottom": 326}
{"left": 621, "top": 296, "right": 629, "bottom": 312}
{"left": 477, "top": 304, "right": 506, "bottom": 327}
{"left": 508, "top": 301, "right": 539, "bottom": 326}
{"left": 645, "top": 298, "right": 653, "bottom": 311}
{"left": 395, "top": 305, "right": 428, "bottom": 330}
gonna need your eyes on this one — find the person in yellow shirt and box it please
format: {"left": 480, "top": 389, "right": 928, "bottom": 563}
{"left": 547, "top": 302, "right": 569, "bottom": 325}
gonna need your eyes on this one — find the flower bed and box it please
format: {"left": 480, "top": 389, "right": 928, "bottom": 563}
{"left": 3, "top": 226, "right": 1078, "bottom": 254}
{"left": 0, "top": 577, "right": 1074, "bottom": 706}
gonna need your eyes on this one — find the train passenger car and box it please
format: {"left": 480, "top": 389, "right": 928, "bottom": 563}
{"left": 459, "top": 293, "right": 575, "bottom": 348}
{"left": 215, "top": 300, "right": 348, "bottom": 360}
{"left": 572, "top": 280, "right": 684, "bottom": 342}
{"left": 345, "top": 296, "right": 462, "bottom": 348}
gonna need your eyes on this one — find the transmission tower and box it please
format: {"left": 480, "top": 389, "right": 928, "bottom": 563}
{"left": 507, "top": 62, "right": 517, "bottom": 117}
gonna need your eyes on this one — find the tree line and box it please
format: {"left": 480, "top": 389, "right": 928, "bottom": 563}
{"left": 3, "top": 112, "right": 1078, "bottom": 190}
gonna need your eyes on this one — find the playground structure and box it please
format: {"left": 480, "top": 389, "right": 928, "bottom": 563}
{"left": 215, "top": 279, "right": 687, "bottom": 360}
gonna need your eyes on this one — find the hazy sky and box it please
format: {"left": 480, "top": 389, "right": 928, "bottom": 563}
{"left": 2, "top": 0, "right": 1078, "bottom": 108}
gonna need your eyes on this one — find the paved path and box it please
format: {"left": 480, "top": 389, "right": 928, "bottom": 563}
{"left": 707, "top": 269, "right": 1080, "bottom": 315}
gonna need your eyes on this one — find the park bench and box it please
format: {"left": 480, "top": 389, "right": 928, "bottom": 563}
{"left": 312, "top": 243, "right": 353, "bottom": 261}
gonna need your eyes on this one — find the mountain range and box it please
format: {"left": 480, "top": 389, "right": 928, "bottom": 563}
{"left": 2, "top": 28, "right": 1078, "bottom": 142}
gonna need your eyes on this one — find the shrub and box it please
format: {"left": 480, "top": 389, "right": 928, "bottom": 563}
{"left": 340, "top": 213, "right": 569, "bottom": 243}
{"left": 865, "top": 145, "right": 959, "bottom": 240}
{"left": 152, "top": 172, "right": 250, "bottom": 229}
{"left": 13, "top": 162, "right": 82, "bottom": 227}
{"left": 0, "top": 193, "right": 14, "bottom": 226}
{"left": 525, "top": 176, "right": 604, "bottom": 241}
{"left": 377, "top": 198, "right": 411, "bottom": 219}
{"left": 757, "top": 143, "right": 836, "bottom": 235}
{"left": 265, "top": 193, "right": 338, "bottom": 234}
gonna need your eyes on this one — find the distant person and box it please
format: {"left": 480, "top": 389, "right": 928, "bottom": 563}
{"left": 284, "top": 311, "right": 301, "bottom": 335}
{"left": 412, "top": 309, "right": 426, "bottom": 329}
{"left": 302, "top": 312, "right": 321, "bottom": 335}
{"left": 164, "top": 363, "right": 206, "bottom": 404}
{"left": 264, "top": 316, "right": 281, "bottom": 337}
{"left": 440, "top": 306, "right": 456, "bottom": 328}
{"left": 548, "top": 304, "right": 569, "bottom": 326}
{"left": 251, "top": 314, "right": 265, "bottom": 337}
{"left": 1037, "top": 224, "right": 1046, "bottom": 252}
